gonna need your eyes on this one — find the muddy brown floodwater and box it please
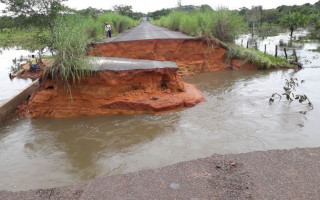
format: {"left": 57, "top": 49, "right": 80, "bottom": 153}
{"left": 1, "top": 67, "right": 320, "bottom": 191}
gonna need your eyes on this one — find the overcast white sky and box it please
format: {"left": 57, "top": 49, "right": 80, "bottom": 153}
{"left": 64, "top": 0, "right": 319, "bottom": 13}
{"left": 0, "top": 0, "right": 319, "bottom": 13}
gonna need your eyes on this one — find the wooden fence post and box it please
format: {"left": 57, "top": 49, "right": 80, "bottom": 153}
{"left": 293, "top": 50, "right": 298, "bottom": 62}
{"left": 264, "top": 44, "right": 266, "bottom": 54}
{"left": 275, "top": 45, "right": 278, "bottom": 58}
{"left": 284, "top": 48, "right": 288, "bottom": 59}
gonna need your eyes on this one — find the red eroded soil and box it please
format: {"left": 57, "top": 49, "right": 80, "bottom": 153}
{"left": 89, "top": 38, "right": 257, "bottom": 75}
{"left": 24, "top": 38, "right": 258, "bottom": 118}
{"left": 27, "top": 68, "right": 205, "bottom": 118}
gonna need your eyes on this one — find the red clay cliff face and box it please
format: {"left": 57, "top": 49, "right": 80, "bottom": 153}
{"left": 89, "top": 38, "right": 257, "bottom": 75}
{"left": 28, "top": 68, "right": 205, "bottom": 118}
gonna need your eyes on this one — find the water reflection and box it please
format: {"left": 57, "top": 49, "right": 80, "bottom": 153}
{"left": 0, "top": 48, "right": 33, "bottom": 103}
{"left": 0, "top": 69, "right": 320, "bottom": 191}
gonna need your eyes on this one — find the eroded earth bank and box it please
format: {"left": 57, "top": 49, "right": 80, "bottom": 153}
{"left": 24, "top": 38, "right": 257, "bottom": 118}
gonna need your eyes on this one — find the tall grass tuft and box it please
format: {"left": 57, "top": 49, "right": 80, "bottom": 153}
{"left": 48, "top": 14, "right": 100, "bottom": 97}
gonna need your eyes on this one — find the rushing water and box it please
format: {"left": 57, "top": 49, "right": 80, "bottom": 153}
{"left": 0, "top": 68, "right": 320, "bottom": 191}
{"left": 0, "top": 48, "right": 32, "bottom": 103}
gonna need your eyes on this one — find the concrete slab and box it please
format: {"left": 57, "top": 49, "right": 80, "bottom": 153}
{"left": 91, "top": 57, "right": 178, "bottom": 71}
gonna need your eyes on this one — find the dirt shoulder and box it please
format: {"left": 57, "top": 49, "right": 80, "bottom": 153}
{"left": 1, "top": 147, "right": 320, "bottom": 199}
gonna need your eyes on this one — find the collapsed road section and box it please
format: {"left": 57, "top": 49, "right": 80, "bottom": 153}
{"left": 26, "top": 57, "right": 205, "bottom": 118}
{"left": 89, "top": 38, "right": 257, "bottom": 75}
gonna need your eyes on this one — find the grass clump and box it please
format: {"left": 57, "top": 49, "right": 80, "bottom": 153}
{"left": 225, "top": 44, "right": 293, "bottom": 69}
{"left": 48, "top": 15, "right": 100, "bottom": 95}
{"left": 47, "top": 13, "right": 138, "bottom": 97}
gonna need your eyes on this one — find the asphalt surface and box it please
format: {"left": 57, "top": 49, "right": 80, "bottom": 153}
{"left": 107, "top": 21, "right": 192, "bottom": 42}
{"left": 91, "top": 57, "right": 178, "bottom": 71}
{"left": 1, "top": 147, "right": 320, "bottom": 199}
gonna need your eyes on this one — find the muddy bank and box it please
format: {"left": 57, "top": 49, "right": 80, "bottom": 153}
{"left": 89, "top": 38, "right": 257, "bottom": 75}
{"left": 16, "top": 59, "right": 51, "bottom": 79}
{"left": 27, "top": 67, "right": 205, "bottom": 118}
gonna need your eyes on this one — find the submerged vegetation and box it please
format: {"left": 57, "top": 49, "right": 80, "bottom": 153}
{"left": 269, "top": 76, "right": 314, "bottom": 112}
{"left": 225, "top": 44, "right": 292, "bottom": 69}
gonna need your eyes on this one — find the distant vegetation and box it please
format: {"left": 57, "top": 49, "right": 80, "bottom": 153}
{"left": 153, "top": 8, "right": 246, "bottom": 42}
{"left": 149, "top": 1, "right": 320, "bottom": 39}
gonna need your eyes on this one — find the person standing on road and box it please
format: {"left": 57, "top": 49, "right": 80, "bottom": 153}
{"left": 105, "top": 22, "right": 112, "bottom": 38}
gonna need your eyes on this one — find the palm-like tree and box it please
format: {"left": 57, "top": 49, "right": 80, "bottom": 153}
{"left": 281, "top": 12, "right": 307, "bottom": 37}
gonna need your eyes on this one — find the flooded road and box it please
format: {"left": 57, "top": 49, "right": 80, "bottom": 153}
{"left": 1, "top": 68, "right": 320, "bottom": 191}
{"left": 0, "top": 48, "right": 32, "bottom": 103}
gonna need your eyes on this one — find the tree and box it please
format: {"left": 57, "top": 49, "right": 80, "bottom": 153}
{"left": 280, "top": 12, "right": 307, "bottom": 37}
{"left": 246, "top": 6, "right": 262, "bottom": 36}
{"left": 113, "top": 5, "right": 133, "bottom": 16}
{"left": 200, "top": 4, "right": 213, "bottom": 12}
{"left": 113, "top": 5, "right": 143, "bottom": 20}
{"left": 261, "top": 9, "right": 282, "bottom": 24}
{"left": 77, "top": 7, "right": 104, "bottom": 19}
{"left": 148, "top": 8, "right": 171, "bottom": 20}
{"left": 0, "top": 0, "right": 66, "bottom": 29}
{"left": 177, "top": 0, "right": 182, "bottom": 8}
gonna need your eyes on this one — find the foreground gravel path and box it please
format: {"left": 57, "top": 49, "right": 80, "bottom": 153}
{"left": 1, "top": 147, "right": 320, "bottom": 199}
